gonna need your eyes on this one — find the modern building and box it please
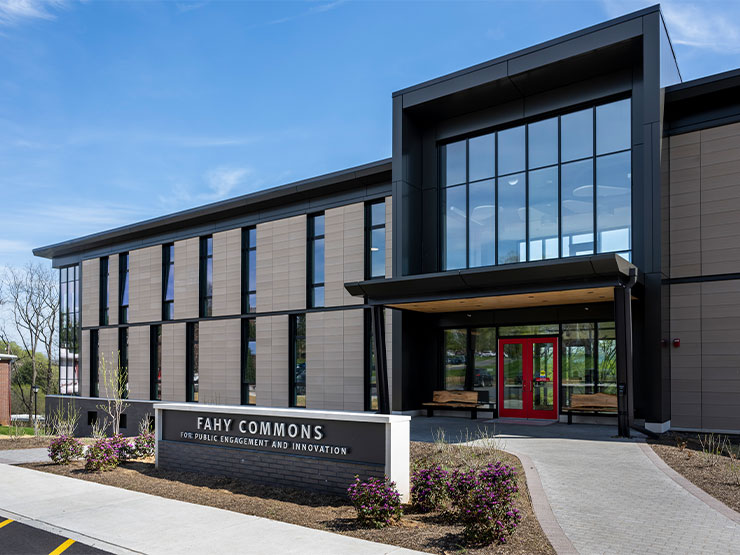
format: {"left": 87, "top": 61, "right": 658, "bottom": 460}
{"left": 37, "top": 5, "right": 740, "bottom": 435}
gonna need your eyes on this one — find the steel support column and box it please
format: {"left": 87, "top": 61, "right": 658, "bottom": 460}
{"left": 614, "top": 268, "right": 637, "bottom": 437}
{"left": 372, "top": 305, "right": 391, "bottom": 415}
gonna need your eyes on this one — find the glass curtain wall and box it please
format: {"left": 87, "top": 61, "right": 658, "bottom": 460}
{"left": 561, "top": 322, "right": 617, "bottom": 411}
{"left": 99, "top": 257, "right": 109, "bottom": 326}
{"left": 366, "top": 201, "right": 386, "bottom": 278}
{"left": 440, "top": 98, "right": 631, "bottom": 269}
{"left": 199, "top": 236, "right": 213, "bottom": 317}
{"left": 59, "top": 265, "right": 80, "bottom": 395}
{"left": 186, "top": 322, "right": 199, "bottom": 402}
{"left": 308, "top": 214, "right": 325, "bottom": 308}
{"left": 365, "top": 309, "right": 378, "bottom": 411}
{"left": 442, "top": 327, "right": 497, "bottom": 405}
{"left": 290, "top": 314, "right": 306, "bottom": 407}
{"left": 150, "top": 325, "right": 161, "bottom": 401}
{"left": 241, "top": 319, "right": 256, "bottom": 405}
{"left": 162, "top": 244, "right": 174, "bottom": 320}
{"left": 242, "top": 227, "right": 257, "bottom": 313}
{"left": 119, "top": 253, "right": 129, "bottom": 324}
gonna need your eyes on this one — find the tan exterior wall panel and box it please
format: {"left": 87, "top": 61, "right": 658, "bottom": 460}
{"left": 199, "top": 319, "right": 241, "bottom": 405}
{"left": 343, "top": 309, "right": 364, "bottom": 411}
{"left": 81, "top": 259, "right": 100, "bottom": 328}
{"left": 256, "top": 315, "right": 289, "bottom": 407}
{"left": 161, "top": 323, "right": 186, "bottom": 402}
{"left": 129, "top": 245, "right": 162, "bottom": 324}
{"left": 107, "top": 255, "right": 119, "bottom": 326}
{"left": 127, "top": 326, "right": 150, "bottom": 400}
{"left": 80, "top": 330, "right": 90, "bottom": 398}
{"left": 325, "top": 203, "right": 364, "bottom": 307}
{"left": 212, "top": 229, "right": 241, "bottom": 317}
{"left": 174, "top": 238, "right": 199, "bottom": 320}
{"left": 670, "top": 283, "right": 701, "bottom": 429}
{"left": 256, "top": 220, "right": 274, "bottom": 313}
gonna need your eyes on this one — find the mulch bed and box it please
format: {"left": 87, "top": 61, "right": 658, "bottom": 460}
{"left": 0, "top": 436, "right": 52, "bottom": 450}
{"left": 649, "top": 433, "right": 740, "bottom": 513}
{"left": 23, "top": 441, "right": 554, "bottom": 554}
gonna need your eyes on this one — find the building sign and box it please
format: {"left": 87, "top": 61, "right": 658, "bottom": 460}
{"left": 161, "top": 409, "right": 386, "bottom": 465}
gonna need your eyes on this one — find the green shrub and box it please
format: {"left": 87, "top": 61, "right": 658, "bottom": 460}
{"left": 85, "top": 437, "right": 120, "bottom": 472}
{"left": 48, "top": 435, "right": 84, "bottom": 464}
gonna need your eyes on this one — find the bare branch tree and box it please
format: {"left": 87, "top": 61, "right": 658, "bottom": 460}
{"left": 3, "top": 263, "right": 59, "bottom": 426}
{"left": 97, "top": 351, "right": 130, "bottom": 436}
{"left": 38, "top": 266, "right": 59, "bottom": 395}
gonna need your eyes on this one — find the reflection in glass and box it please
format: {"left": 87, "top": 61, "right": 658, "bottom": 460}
{"left": 292, "top": 315, "right": 307, "bottom": 408}
{"left": 497, "top": 126, "right": 525, "bottom": 176}
{"left": 503, "top": 343, "right": 523, "bottom": 410}
{"left": 469, "top": 133, "right": 495, "bottom": 182}
{"left": 312, "top": 237, "right": 324, "bottom": 283}
{"left": 528, "top": 166, "right": 559, "bottom": 260}
{"left": 528, "top": 117, "right": 558, "bottom": 169}
{"left": 561, "top": 108, "right": 593, "bottom": 162}
{"left": 468, "top": 179, "right": 495, "bottom": 267}
{"left": 597, "top": 151, "right": 631, "bottom": 253}
{"left": 561, "top": 160, "right": 594, "bottom": 256}
{"left": 598, "top": 323, "right": 618, "bottom": 398}
{"left": 497, "top": 173, "right": 526, "bottom": 264}
{"left": 562, "top": 323, "right": 595, "bottom": 408}
{"left": 242, "top": 319, "right": 257, "bottom": 405}
{"left": 498, "top": 324, "right": 559, "bottom": 336}
{"left": 371, "top": 228, "right": 385, "bottom": 277}
{"left": 443, "top": 185, "right": 467, "bottom": 270}
{"left": 596, "top": 99, "right": 631, "bottom": 155}
{"left": 441, "top": 140, "right": 466, "bottom": 186}
{"left": 531, "top": 342, "right": 554, "bottom": 411}
{"left": 444, "top": 329, "right": 467, "bottom": 390}
{"left": 473, "top": 328, "right": 496, "bottom": 407}
{"left": 371, "top": 202, "right": 385, "bottom": 226}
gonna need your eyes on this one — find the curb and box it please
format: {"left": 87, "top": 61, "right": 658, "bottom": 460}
{"left": 638, "top": 442, "right": 740, "bottom": 526}
{"left": 505, "top": 448, "right": 578, "bottom": 555}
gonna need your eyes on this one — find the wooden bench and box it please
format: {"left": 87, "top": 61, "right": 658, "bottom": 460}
{"left": 563, "top": 392, "right": 618, "bottom": 424}
{"left": 422, "top": 390, "right": 487, "bottom": 420}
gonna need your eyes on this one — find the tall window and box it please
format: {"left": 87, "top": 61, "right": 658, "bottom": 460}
{"left": 241, "top": 319, "right": 256, "bottom": 405}
{"left": 561, "top": 322, "right": 617, "bottom": 411}
{"left": 440, "top": 98, "right": 631, "bottom": 269}
{"left": 162, "top": 244, "right": 174, "bottom": 321}
{"left": 365, "top": 201, "right": 386, "bottom": 279}
{"left": 150, "top": 325, "right": 161, "bottom": 401}
{"left": 242, "top": 227, "right": 256, "bottom": 314}
{"left": 307, "top": 214, "right": 325, "bottom": 308}
{"left": 90, "top": 329, "right": 99, "bottom": 398}
{"left": 186, "top": 322, "right": 199, "bottom": 402}
{"left": 199, "top": 236, "right": 213, "bottom": 318}
{"left": 289, "top": 314, "right": 306, "bottom": 408}
{"left": 59, "top": 265, "right": 79, "bottom": 395}
{"left": 118, "top": 327, "right": 128, "bottom": 399}
{"left": 364, "top": 310, "right": 378, "bottom": 411}
{"left": 99, "top": 256, "right": 109, "bottom": 325}
{"left": 119, "top": 253, "right": 129, "bottom": 324}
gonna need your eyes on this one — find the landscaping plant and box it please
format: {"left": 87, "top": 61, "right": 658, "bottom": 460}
{"left": 410, "top": 464, "right": 450, "bottom": 512}
{"left": 109, "top": 433, "right": 136, "bottom": 461}
{"left": 133, "top": 430, "right": 155, "bottom": 458}
{"left": 48, "top": 435, "right": 84, "bottom": 464}
{"left": 347, "top": 476, "right": 402, "bottom": 528}
{"left": 85, "top": 437, "right": 120, "bottom": 471}
{"left": 448, "top": 462, "right": 522, "bottom": 545}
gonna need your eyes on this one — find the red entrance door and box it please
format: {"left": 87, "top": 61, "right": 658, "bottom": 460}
{"left": 498, "top": 338, "right": 558, "bottom": 419}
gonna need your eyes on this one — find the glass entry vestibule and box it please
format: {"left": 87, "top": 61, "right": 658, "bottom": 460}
{"left": 442, "top": 322, "right": 616, "bottom": 420}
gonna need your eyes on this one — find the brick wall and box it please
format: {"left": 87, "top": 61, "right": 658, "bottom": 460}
{"left": 0, "top": 360, "right": 11, "bottom": 426}
{"left": 157, "top": 440, "right": 383, "bottom": 496}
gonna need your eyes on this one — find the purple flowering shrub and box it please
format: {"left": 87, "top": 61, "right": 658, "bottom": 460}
{"left": 347, "top": 476, "right": 402, "bottom": 528}
{"left": 410, "top": 464, "right": 449, "bottom": 512}
{"left": 109, "top": 433, "right": 136, "bottom": 461}
{"left": 449, "top": 462, "right": 522, "bottom": 545}
{"left": 85, "top": 437, "right": 120, "bottom": 471}
{"left": 133, "top": 431, "right": 155, "bottom": 458}
{"left": 48, "top": 435, "right": 84, "bottom": 464}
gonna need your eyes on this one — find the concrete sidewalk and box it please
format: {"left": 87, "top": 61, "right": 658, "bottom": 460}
{"left": 0, "top": 464, "right": 423, "bottom": 555}
{"left": 0, "top": 447, "right": 48, "bottom": 464}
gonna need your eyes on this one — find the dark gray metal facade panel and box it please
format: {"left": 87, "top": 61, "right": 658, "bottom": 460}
{"left": 158, "top": 440, "right": 383, "bottom": 497}
{"left": 46, "top": 395, "right": 157, "bottom": 438}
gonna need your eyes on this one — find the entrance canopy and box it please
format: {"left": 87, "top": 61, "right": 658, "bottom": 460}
{"left": 345, "top": 253, "right": 638, "bottom": 312}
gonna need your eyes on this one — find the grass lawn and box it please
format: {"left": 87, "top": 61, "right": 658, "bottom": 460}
{"left": 0, "top": 424, "right": 36, "bottom": 436}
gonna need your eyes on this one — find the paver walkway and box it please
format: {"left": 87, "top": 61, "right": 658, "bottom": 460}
{"left": 0, "top": 464, "right": 423, "bottom": 555}
{"left": 412, "top": 418, "right": 740, "bottom": 555}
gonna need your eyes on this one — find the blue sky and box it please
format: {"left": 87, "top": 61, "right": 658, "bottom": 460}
{"left": 2, "top": 0, "right": 740, "bottom": 270}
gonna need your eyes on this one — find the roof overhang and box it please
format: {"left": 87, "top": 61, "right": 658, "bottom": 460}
{"left": 345, "top": 254, "right": 638, "bottom": 313}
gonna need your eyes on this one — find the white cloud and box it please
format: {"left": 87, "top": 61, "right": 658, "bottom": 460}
{"left": 0, "top": 0, "right": 66, "bottom": 26}
{"left": 205, "top": 167, "right": 251, "bottom": 199}
{"left": 602, "top": 0, "right": 740, "bottom": 53}
{"left": 0, "top": 238, "right": 34, "bottom": 255}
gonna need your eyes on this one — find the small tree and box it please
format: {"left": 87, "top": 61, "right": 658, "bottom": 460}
{"left": 96, "top": 352, "right": 130, "bottom": 436}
